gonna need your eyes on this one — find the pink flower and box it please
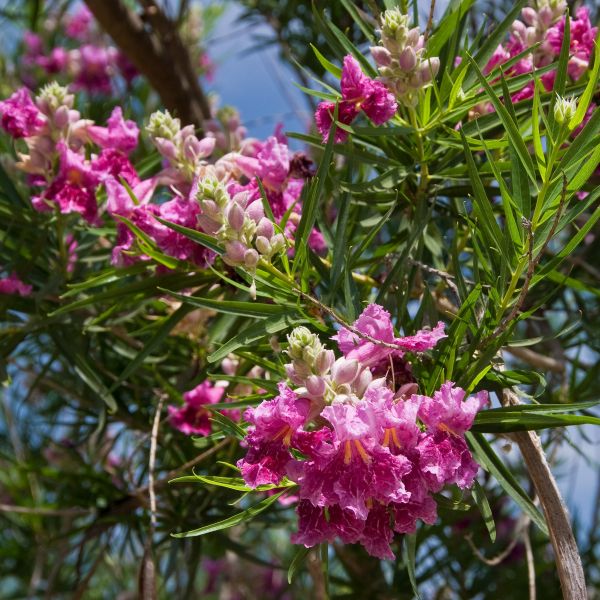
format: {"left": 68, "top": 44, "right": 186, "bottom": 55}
{"left": 87, "top": 107, "right": 140, "bottom": 154}
{"left": 0, "top": 272, "right": 32, "bottom": 296}
{"left": 333, "top": 303, "right": 446, "bottom": 367}
{"left": 32, "top": 179, "right": 98, "bottom": 224}
{"left": 72, "top": 45, "right": 112, "bottom": 94}
{"left": 0, "top": 88, "right": 46, "bottom": 138}
{"left": 238, "top": 384, "right": 313, "bottom": 487}
{"left": 417, "top": 430, "right": 479, "bottom": 490}
{"left": 92, "top": 149, "right": 139, "bottom": 185}
{"left": 547, "top": 8, "right": 597, "bottom": 81}
{"left": 168, "top": 381, "right": 226, "bottom": 436}
{"left": 314, "top": 101, "right": 358, "bottom": 143}
{"left": 314, "top": 55, "right": 397, "bottom": 142}
{"left": 65, "top": 6, "right": 94, "bottom": 41}
{"left": 416, "top": 381, "right": 488, "bottom": 435}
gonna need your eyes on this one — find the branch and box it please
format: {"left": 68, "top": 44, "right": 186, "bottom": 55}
{"left": 503, "top": 388, "right": 586, "bottom": 600}
{"left": 84, "top": 0, "right": 211, "bottom": 128}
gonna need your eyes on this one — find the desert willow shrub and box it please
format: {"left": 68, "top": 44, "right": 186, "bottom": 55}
{"left": 0, "top": 0, "right": 600, "bottom": 597}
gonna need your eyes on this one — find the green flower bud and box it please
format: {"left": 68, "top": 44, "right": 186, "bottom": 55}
{"left": 146, "top": 110, "right": 181, "bottom": 140}
{"left": 554, "top": 95, "right": 577, "bottom": 126}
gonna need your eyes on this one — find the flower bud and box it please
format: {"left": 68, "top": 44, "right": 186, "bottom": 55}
{"left": 315, "top": 349, "right": 335, "bottom": 376}
{"left": 183, "top": 135, "right": 202, "bottom": 162}
{"left": 146, "top": 109, "right": 180, "bottom": 140}
{"left": 354, "top": 368, "right": 373, "bottom": 397}
{"left": 255, "top": 236, "right": 271, "bottom": 255}
{"left": 399, "top": 47, "right": 417, "bottom": 71}
{"left": 244, "top": 248, "right": 259, "bottom": 268}
{"left": 306, "top": 375, "right": 326, "bottom": 397}
{"left": 406, "top": 28, "right": 421, "bottom": 47}
{"left": 394, "top": 382, "right": 419, "bottom": 399}
{"left": 539, "top": 6, "right": 554, "bottom": 27}
{"left": 256, "top": 217, "right": 275, "bottom": 239}
{"left": 287, "top": 326, "right": 322, "bottom": 363}
{"left": 428, "top": 57, "right": 440, "bottom": 78}
{"left": 370, "top": 46, "right": 392, "bottom": 67}
{"left": 153, "top": 138, "right": 178, "bottom": 162}
{"left": 331, "top": 357, "right": 360, "bottom": 385}
{"left": 224, "top": 240, "right": 247, "bottom": 263}
{"left": 270, "top": 234, "right": 285, "bottom": 253}
{"left": 53, "top": 105, "right": 70, "bottom": 129}
{"left": 521, "top": 7, "right": 537, "bottom": 27}
{"left": 226, "top": 201, "right": 245, "bottom": 231}
{"left": 245, "top": 200, "right": 264, "bottom": 223}
{"left": 554, "top": 95, "right": 577, "bottom": 125}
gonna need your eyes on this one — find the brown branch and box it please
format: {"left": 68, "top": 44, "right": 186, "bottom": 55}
{"left": 503, "top": 388, "right": 586, "bottom": 600}
{"left": 84, "top": 0, "right": 211, "bottom": 128}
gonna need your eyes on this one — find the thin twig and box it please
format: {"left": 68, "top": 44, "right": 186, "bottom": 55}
{"left": 148, "top": 394, "right": 165, "bottom": 533}
{"left": 424, "top": 0, "right": 436, "bottom": 42}
{"left": 464, "top": 515, "right": 529, "bottom": 566}
{"left": 523, "top": 525, "right": 537, "bottom": 600}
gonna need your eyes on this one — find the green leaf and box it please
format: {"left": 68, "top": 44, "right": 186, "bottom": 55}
{"left": 287, "top": 546, "right": 311, "bottom": 584}
{"left": 472, "top": 480, "right": 496, "bottom": 542}
{"left": 110, "top": 304, "right": 194, "bottom": 391}
{"left": 467, "top": 55, "right": 538, "bottom": 188}
{"left": 159, "top": 290, "right": 295, "bottom": 318}
{"left": 467, "top": 432, "right": 548, "bottom": 535}
{"left": 207, "top": 312, "right": 308, "bottom": 364}
{"left": 154, "top": 216, "right": 224, "bottom": 255}
{"left": 404, "top": 533, "right": 421, "bottom": 600}
{"left": 171, "top": 491, "right": 286, "bottom": 538}
{"left": 310, "top": 43, "right": 342, "bottom": 78}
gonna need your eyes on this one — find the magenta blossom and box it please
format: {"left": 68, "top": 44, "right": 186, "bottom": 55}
{"left": 87, "top": 107, "right": 140, "bottom": 155}
{"left": 547, "top": 8, "right": 597, "bottom": 81}
{"left": 237, "top": 383, "right": 315, "bottom": 487}
{"left": 315, "top": 55, "right": 397, "bottom": 142}
{"left": 333, "top": 303, "right": 446, "bottom": 368}
{"left": 0, "top": 88, "right": 46, "bottom": 138}
{"left": 65, "top": 6, "right": 94, "bottom": 41}
{"left": 416, "top": 381, "right": 489, "bottom": 435}
{"left": 0, "top": 272, "right": 32, "bottom": 296}
{"left": 168, "top": 381, "right": 227, "bottom": 436}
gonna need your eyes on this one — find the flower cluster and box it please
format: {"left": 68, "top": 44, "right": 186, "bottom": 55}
{"left": 22, "top": 5, "right": 137, "bottom": 94}
{"left": 237, "top": 304, "right": 488, "bottom": 559}
{"left": 371, "top": 8, "right": 441, "bottom": 107}
{"left": 481, "top": 1, "right": 596, "bottom": 106}
{"left": 0, "top": 83, "right": 139, "bottom": 225}
{"left": 315, "top": 55, "right": 397, "bottom": 143}
{"left": 0, "top": 86, "right": 323, "bottom": 273}
{"left": 0, "top": 272, "right": 32, "bottom": 296}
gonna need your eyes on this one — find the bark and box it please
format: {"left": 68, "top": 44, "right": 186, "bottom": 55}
{"left": 504, "top": 389, "right": 587, "bottom": 600}
{"left": 84, "top": 0, "right": 211, "bottom": 128}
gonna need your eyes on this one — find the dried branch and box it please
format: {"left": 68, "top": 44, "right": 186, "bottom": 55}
{"left": 503, "top": 388, "right": 586, "bottom": 600}
{"left": 84, "top": 0, "right": 211, "bottom": 128}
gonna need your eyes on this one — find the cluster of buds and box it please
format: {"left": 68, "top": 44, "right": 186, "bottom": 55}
{"left": 512, "top": 0, "right": 566, "bottom": 46}
{"left": 195, "top": 175, "right": 285, "bottom": 278}
{"left": 146, "top": 110, "right": 215, "bottom": 183}
{"left": 284, "top": 326, "right": 412, "bottom": 412}
{"left": 13, "top": 83, "right": 89, "bottom": 177}
{"left": 204, "top": 106, "right": 248, "bottom": 152}
{"left": 370, "top": 8, "right": 440, "bottom": 107}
